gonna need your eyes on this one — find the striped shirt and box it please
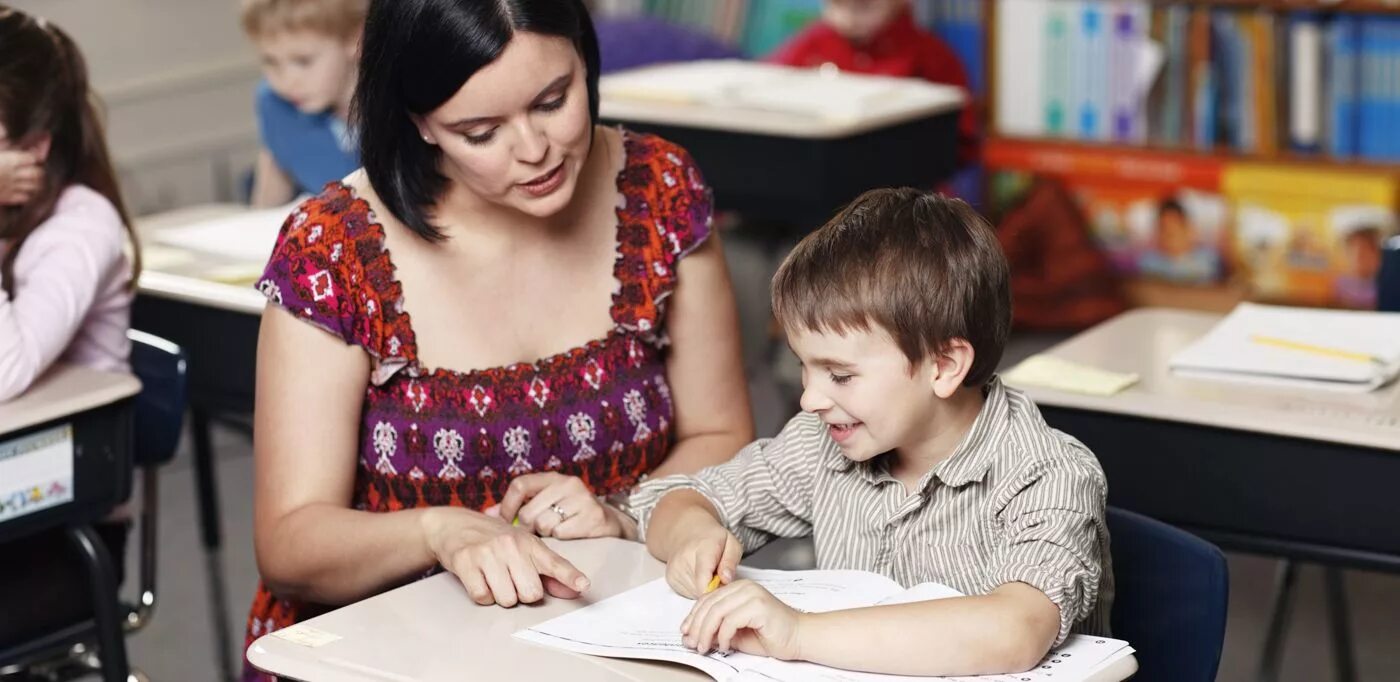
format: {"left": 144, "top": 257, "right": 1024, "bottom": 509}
{"left": 630, "top": 377, "right": 1112, "bottom": 645}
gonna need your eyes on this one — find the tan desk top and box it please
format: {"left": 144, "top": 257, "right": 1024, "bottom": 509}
{"left": 1008, "top": 308, "right": 1400, "bottom": 451}
{"left": 599, "top": 61, "right": 965, "bottom": 139}
{"left": 0, "top": 364, "right": 141, "bottom": 435}
{"left": 248, "top": 537, "right": 1135, "bottom": 682}
{"left": 135, "top": 204, "right": 267, "bottom": 315}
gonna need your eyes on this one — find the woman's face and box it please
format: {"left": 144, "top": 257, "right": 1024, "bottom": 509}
{"left": 415, "top": 32, "right": 593, "bottom": 219}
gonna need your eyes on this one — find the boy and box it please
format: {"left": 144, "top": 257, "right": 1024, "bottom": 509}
{"left": 770, "top": 0, "right": 978, "bottom": 164}
{"left": 629, "top": 188, "right": 1112, "bottom": 677}
{"left": 240, "top": 0, "right": 365, "bottom": 207}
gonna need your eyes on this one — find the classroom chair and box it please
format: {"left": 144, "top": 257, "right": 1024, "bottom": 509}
{"left": 1106, "top": 506, "right": 1229, "bottom": 682}
{"left": 0, "top": 331, "right": 188, "bottom": 682}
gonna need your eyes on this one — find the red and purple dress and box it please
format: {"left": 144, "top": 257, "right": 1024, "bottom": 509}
{"left": 242, "top": 130, "right": 712, "bottom": 680}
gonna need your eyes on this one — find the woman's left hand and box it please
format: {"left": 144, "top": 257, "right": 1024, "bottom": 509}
{"left": 496, "top": 473, "right": 636, "bottom": 540}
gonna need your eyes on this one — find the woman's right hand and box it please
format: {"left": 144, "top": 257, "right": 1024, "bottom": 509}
{"left": 421, "top": 507, "right": 591, "bottom": 607}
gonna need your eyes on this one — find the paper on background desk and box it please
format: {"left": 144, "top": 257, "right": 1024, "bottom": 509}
{"left": 1003, "top": 355, "right": 1140, "bottom": 396}
{"left": 152, "top": 203, "right": 292, "bottom": 264}
{"left": 1169, "top": 303, "right": 1400, "bottom": 392}
{"left": 601, "top": 60, "right": 961, "bottom": 123}
{"left": 517, "top": 568, "right": 1133, "bottom": 681}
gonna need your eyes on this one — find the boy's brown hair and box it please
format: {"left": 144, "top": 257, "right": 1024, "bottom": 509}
{"left": 772, "top": 187, "right": 1011, "bottom": 387}
{"left": 240, "top": 0, "right": 368, "bottom": 40}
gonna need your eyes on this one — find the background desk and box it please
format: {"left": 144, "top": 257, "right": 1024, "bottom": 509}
{"left": 248, "top": 537, "right": 1137, "bottom": 682}
{"left": 598, "top": 62, "right": 965, "bottom": 229}
{"left": 1010, "top": 308, "right": 1400, "bottom": 570}
{"left": 1009, "top": 308, "right": 1400, "bottom": 682}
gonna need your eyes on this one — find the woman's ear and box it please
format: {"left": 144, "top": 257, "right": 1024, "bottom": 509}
{"left": 929, "top": 338, "right": 975, "bottom": 399}
{"left": 410, "top": 115, "right": 436, "bottom": 146}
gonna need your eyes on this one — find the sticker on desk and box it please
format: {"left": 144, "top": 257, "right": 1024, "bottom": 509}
{"left": 271, "top": 625, "right": 342, "bottom": 648}
{"left": 0, "top": 424, "right": 74, "bottom": 523}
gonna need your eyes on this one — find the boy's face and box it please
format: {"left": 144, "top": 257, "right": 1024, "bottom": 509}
{"left": 414, "top": 32, "right": 594, "bottom": 220}
{"left": 255, "top": 30, "right": 358, "bottom": 115}
{"left": 788, "top": 324, "right": 941, "bottom": 464}
{"left": 823, "top": 0, "right": 906, "bottom": 44}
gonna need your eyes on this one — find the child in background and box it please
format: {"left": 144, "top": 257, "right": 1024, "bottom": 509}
{"left": 628, "top": 188, "right": 1112, "bottom": 677}
{"left": 769, "top": 0, "right": 978, "bottom": 164}
{"left": 0, "top": 6, "right": 140, "bottom": 646}
{"left": 240, "top": 0, "right": 366, "bottom": 207}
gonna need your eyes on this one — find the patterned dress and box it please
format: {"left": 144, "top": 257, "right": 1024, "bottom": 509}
{"left": 242, "top": 130, "right": 712, "bottom": 680}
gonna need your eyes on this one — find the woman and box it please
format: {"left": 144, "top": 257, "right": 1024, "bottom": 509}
{"left": 244, "top": 0, "right": 752, "bottom": 676}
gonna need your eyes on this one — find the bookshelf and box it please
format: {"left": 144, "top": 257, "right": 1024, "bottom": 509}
{"left": 983, "top": 0, "right": 1400, "bottom": 312}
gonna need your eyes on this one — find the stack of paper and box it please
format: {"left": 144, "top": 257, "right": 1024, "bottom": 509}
{"left": 516, "top": 568, "right": 1135, "bottom": 681}
{"left": 1169, "top": 302, "right": 1400, "bottom": 392}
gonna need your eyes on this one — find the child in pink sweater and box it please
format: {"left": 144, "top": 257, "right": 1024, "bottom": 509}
{"left": 0, "top": 8, "right": 140, "bottom": 403}
{"left": 0, "top": 7, "right": 144, "bottom": 648}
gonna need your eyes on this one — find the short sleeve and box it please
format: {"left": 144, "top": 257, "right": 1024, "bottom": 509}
{"left": 989, "top": 451, "right": 1109, "bottom": 646}
{"left": 612, "top": 134, "right": 714, "bottom": 342}
{"left": 255, "top": 192, "right": 361, "bottom": 346}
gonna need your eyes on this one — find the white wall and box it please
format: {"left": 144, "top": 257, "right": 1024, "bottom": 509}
{"left": 9, "top": 0, "right": 263, "bottom": 214}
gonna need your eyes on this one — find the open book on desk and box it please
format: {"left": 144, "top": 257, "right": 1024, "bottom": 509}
{"left": 516, "top": 568, "right": 1133, "bottom": 682}
{"left": 1169, "top": 303, "right": 1400, "bottom": 392}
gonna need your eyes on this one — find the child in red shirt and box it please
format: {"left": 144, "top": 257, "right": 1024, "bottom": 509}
{"left": 769, "top": 0, "right": 978, "bottom": 164}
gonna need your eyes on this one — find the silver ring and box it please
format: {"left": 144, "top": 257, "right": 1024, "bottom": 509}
{"left": 549, "top": 503, "right": 569, "bottom": 521}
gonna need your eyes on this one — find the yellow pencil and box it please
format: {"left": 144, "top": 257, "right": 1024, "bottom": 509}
{"left": 705, "top": 575, "right": 722, "bottom": 594}
{"left": 1249, "top": 335, "right": 1381, "bottom": 364}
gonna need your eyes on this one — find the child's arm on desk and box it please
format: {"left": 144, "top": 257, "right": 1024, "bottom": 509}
{"left": 683, "top": 580, "right": 1060, "bottom": 675}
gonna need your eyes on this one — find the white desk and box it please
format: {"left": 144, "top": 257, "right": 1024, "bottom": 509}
{"left": 0, "top": 365, "right": 141, "bottom": 436}
{"left": 136, "top": 204, "right": 266, "bottom": 316}
{"left": 1007, "top": 307, "right": 1400, "bottom": 682}
{"left": 599, "top": 60, "right": 965, "bottom": 140}
{"left": 1010, "top": 308, "right": 1400, "bottom": 452}
{"left": 597, "top": 60, "right": 965, "bottom": 229}
{"left": 248, "top": 537, "right": 1136, "bottom": 682}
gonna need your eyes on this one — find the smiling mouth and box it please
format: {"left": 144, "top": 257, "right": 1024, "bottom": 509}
{"left": 521, "top": 162, "right": 564, "bottom": 187}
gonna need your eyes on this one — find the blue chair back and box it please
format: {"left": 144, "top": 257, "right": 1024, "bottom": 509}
{"left": 1107, "top": 507, "right": 1228, "bottom": 682}
{"left": 127, "top": 330, "right": 187, "bottom": 467}
{"left": 1378, "top": 235, "right": 1400, "bottom": 312}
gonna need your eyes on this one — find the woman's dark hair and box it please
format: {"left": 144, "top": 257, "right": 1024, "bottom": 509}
{"left": 0, "top": 8, "right": 140, "bottom": 299}
{"left": 354, "top": 0, "right": 601, "bottom": 241}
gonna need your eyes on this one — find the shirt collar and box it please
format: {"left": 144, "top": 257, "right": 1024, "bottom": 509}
{"left": 927, "top": 376, "right": 1011, "bottom": 489}
{"left": 818, "top": 376, "right": 1013, "bottom": 489}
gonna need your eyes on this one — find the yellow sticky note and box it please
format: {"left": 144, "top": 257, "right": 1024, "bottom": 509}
{"left": 270, "top": 624, "right": 341, "bottom": 648}
{"left": 1003, "top": 355, "right": 1139, "bottom": 397}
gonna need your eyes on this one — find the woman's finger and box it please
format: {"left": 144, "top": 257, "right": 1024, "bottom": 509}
{"left": 498, "top": 473, "right": 558, "bottom": 523}
{"left": 477, "top": 547, "right": 519, "bottom": 607}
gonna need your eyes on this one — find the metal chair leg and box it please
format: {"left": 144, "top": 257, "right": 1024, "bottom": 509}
{"left": 1257, "top": 560, "right": 1299, "bottom": 682}
{"left": 1324, "top": 568, "right": 1357, "bottom": 682}
{"left": 190, "top": 409, "right": 223, "bottom": 551}
{"left": 64, "top": 525, "right": 127, "bottom": 682}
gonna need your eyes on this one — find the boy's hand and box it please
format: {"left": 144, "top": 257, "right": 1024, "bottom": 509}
{"left": 0, "top": 150, "right": 42, "bottom": 206}
{"left": 682, "top": 580, "right": 803, "bottom": 660}
{"left": 666, "top": 526, "right": 741, "bottom": 599}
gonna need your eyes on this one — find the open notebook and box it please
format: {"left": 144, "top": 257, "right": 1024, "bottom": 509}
{"left": 516, "top": 568, "right": 1133, "bottom": 682}
{"left": 1169, "top": 303, "right": 1400, "bottom": 392}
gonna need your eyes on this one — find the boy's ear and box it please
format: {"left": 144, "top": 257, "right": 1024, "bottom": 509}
{"left": 929, "top": 338, "right": 974, "bottom": 399}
